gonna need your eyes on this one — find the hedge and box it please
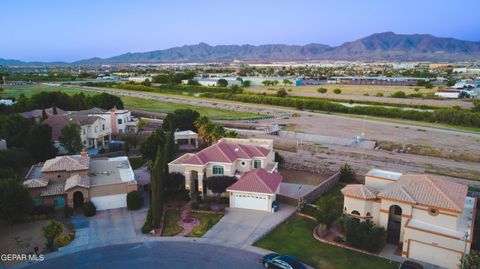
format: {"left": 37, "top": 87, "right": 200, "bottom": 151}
{"left": 83, "top": 201, "right": 96, "bottom": 217}
{"left": 127, "top": 191, "right": 143, "bottom": 210}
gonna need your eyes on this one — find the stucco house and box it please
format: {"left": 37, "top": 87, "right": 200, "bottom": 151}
{"left": 81, "top": 107, "right": 138, "bottom": 136}
{"left": 168, "top": 138, "right": 281, "bottom": 212}
{"left": 341, "top": 169, "right": 476, "bottom": 269}
{"left": 23, "top": 151, "right": 137, "bottom": 211}
{"left": 20, "top": 107, "right": 67, "bottom": 123}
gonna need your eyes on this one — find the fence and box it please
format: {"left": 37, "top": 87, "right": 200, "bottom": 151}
{"left": 301, "top": 172, "right": 340, "bottom": 204}
{"left": 276, "top": 194, "right": 300, "bottom": 207}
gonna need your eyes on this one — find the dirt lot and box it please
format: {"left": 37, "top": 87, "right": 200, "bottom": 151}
{"left": 278, "top": 168, "right": 330, "bottom": 185}
{"left": 246, "top": 85, "right": 473, "bottom": 108}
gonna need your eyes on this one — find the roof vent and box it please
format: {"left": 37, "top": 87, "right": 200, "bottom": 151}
{"left": 234, "top": 148, "right": 239, "bottom": 152}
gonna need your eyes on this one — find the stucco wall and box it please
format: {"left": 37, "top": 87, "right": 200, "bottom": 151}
{"left": 43, "top": 170, "right": 88, "bottom": 183}
{"left": 365, "top": 176, "right": 395, "bottom": 190}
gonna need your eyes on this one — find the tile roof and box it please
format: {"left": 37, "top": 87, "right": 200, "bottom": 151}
{"left": 40, "top": 184, "right": 65, "bottom": 197}
{"left": 43, "top": 114, "right": 103, "bottom": 140}
{"left": 41, "top": 156, "right": 89, "bottom": 172}
{"left": 181, "top": 140, "right": 270, "bottom": 165}
{"left": 64, "top": 174, "right": 90, "bottom": 191}
{"left": 20, "top": 107, "right": 66, "bottom": 119}
{"left": 377, "top": 174, "right": 468, "bottom": 212}
{"left": 341, "top": 184, "right": 379, "bottom": 200}
{"left": 23, "top": 178, "right": 49, "bottom": 189}
{"left": 227, "top": 168, "right": 282, "bottom": 194}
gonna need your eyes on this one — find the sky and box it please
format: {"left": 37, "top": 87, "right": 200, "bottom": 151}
{"left": 2, "top": 0, "right": 480, "bottom": 62}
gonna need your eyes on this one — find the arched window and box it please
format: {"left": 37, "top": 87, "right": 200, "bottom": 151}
{"left": 351, "top": 210, "right": 360, "bottom": 216}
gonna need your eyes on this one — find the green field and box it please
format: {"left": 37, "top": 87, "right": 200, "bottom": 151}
{"left": 254, "top": 216, "right": 398, "bottom": 269}
{"left": 2, "top": 85, "right": 262, "bottom": 120}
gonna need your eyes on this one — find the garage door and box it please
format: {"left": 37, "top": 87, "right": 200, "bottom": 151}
{"left": 232, "top": 193, "right": 269, "bottom": 211}
{"left": 408, "top": 240, "right": 462, "bottom": 269}
{"left": 90, "top": 194, "right": 127, "bottom": 211}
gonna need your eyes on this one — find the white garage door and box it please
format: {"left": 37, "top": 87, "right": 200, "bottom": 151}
{"left": 232, "top": 193, "right": 270, "bottom": 211}
{"left": 90, "top": 194, "right": 127, "bottom": 211}
{"left": 409, "top": 240, "right": 462, "bottom": 269}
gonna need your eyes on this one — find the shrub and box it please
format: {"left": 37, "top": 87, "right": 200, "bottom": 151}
{"left": 56, "top": 233, "right": 75, "bottom": 247}
{"left": 274, "top": 152, "right": 285, "bottom": 167}
{"left": 166, "top": 172, "right": 185, "bottom": 191}
{"left": 127, "top": 191, "right": 143, "bottom": 210}
{"left": 33, "top": 205, "right": 55, "bottom": 217}
{"left": 343, "top": 217, "right": 386, "bottom": 252}
{"left": 141, "top": 207, "right": 153, "bottom": 234}
{"left": 333, "top": 88, "right": 342, "bottom": 94}
{"left": 376, "top": 92, "right": 384, "bottom": 97}
{"left": 339, "top": 163, "right": 355, "bottom": 183}
{"left": 391, "top": 91, "right": 406, "bottom": 98}
{"left": 317, "top": 87, "right": 327, "bottom": 93}
{"left": 316, "top": 196, "right": 341, "bottom": 227}
{"left": 83, "top": 201, "right": 96, "bottom": 217}
{"left": 276, "top": 88, "right": 288, "bottom": 97}
{"left": 205, "top": 176, "right": 236, "bottom": 195}
{"left": 42, "top": 220, "right": 63, "bottom": 251}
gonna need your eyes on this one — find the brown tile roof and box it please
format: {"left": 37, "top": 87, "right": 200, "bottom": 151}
{"left": 42, "top": 155, "right": 89, "bottom": 172}
{"left": 64, "top": 174, "right": 90, "bottom": 191}
{"left": 20, "top": 107, "right": 66, "bottom": 119}
{"left": 227, "top": 168, "right": 282, "bottom": 194}
{"left": 40, "top": 184, "right": 65, "bottom": 197}
{"left": 43, "top": 114, "right": 103, "bottom": 140}
{"left": 377, "top": 174, "right": 468, "bottom": 212}
{"left": 181, "top": 140, "right": 270, "bottom": 165}
{"left": 23, "top": 178, "right": 49, "bottom": 189}
{"left": 341, "top": 184, "right": 379, "bottom": 200}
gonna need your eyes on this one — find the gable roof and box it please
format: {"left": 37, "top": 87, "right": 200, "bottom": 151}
{"left": 341, "top": 184, "right": 379, "bottom": 200}
{"left": 377, "top": 174, "right": 468, "bottom": 212}
{"left": 20, "top": 107, "right": 66, "bottom": 119}
{"left": 227, "top": 168, "right": 282, "bottom": 194}
{"left": 181, "top": 140, "right": 270, "bottom": 165}
{"left": 23, "top": 178, "right": 49, "bottom": 189}
{"left": 43, "top": 114, "right": 103, "bottom": 140}
{"left": 64, "top": 174, "right": 90, "bottom": 191}
{"left": 41, "top": 155, "right": 89, "bottom": 173}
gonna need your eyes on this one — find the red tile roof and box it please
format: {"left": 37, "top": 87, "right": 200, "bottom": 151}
{"left": 341, "top": 184, "right": 379, "bottom": 200}
{"left": 227, "top": 168, "right": 282, "bottom": 194}
{"left": 41, "top": 155, "right": 89, "bottom": 172}
{"left": 181, "top": 140, "right": 270, "bottom": 165}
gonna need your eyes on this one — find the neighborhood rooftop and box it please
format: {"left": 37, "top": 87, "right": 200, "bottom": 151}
{"left": 227, "top": 168, "right": 283, "bottom": 194}
{"left": 89, "top": 156, "right": 135, "bottom": 186}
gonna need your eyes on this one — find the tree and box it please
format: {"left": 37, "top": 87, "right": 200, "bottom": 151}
{"left": 243, "top": 80, "right": 251, "bottom": 87}
{"left": 340, "top": 163, "right": 355, "bottom": 183}
{"left": 283, "top": 79, "right": 292, "bottom": 86}
{"left": 127, "top": 191, "right": 144, "bottom": 210}
{"left": 276, "top": 88, "right": 288, "bottom": 97}
{"left": 58, "top": 123, "right": 82, "bottom": 154}
{"left": 205, "top": 176, "right": 236, "bottom": 195}
{"left": 272, "top": 80, "right": 279, "bottom": 86}
{"left": 140, "top": 128, "right": 165, "bottom": 161}
{"left": 86, "top": 93, "right": 124, "bottom": 110}
{"left": 473, "top": 100, "right": 480, "bottom": 112}
{"left": 119, "top": 118, "right": 148, "bottom": 154}
{"left": 162, "top": 109, "right": 200, "bottom": 132}
{"left": 164, "top": 125, "right": 175, "bottom": 171}
{"left": 446, "top": 79, "right": 456, "bottom": 87}
{"left": 235, "top": 77, "right": 243, "bottom": 85}
{"left": 317, "top": 87, "right": 327, "bottom": 93}
{"left": 462, "top": 251, "right": 480, "bottom": 269}
{"left": 0, "top": 178, "right": 33, "bottom": 223}
{"left": 166, "top": 173, "right": 185, "bottom": 191}
{"left": 217, "top": 79, "right": 228, "bottom": 87}
{"left": 333, "top": 88, "right": 342, "bottom": 94}
{"left": 315, "top": 196, "right": 341, "bottom": 227}
{"left": 391, "top": 91, "right": 406, "bottom": 98}
{"left": 0, "top": 114, "right": 32, "bottom": 148}
{"left": 27, "top": 124, "right": 57, "bottom": 162}
{"left": 42, "top": 220, "right": 63, "bottom": 251}
{"left": 343, "top": 217, "right": 386, "bottom": 252}
{"left": 150, "top": 146, "right": 165, "bottom": 228}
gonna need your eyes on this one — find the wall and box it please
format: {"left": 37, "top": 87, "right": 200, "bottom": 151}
{"left": 89, "top": 182, "right": 130, "bottom": 197}
{"left": 302, "top": 172, "right": 340, "bottom": 204}
{"left": 411, "top": 206, "right": 459, "bottom": 230}
{"left": 43, "top": 170, "right": 88, "bottom": 183}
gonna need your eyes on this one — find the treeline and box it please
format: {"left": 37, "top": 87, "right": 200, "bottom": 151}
{"left": 201, "top": 93, "right": 480, "bottom": 128}
{"left": 0, "top": 91, "right": 124, "bottom": 114}
{"left": 152, "top": 71, "right": 196, "bottom": 84}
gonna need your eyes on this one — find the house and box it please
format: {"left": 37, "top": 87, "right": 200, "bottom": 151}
{"left": 341, "top": 169, "right": 476, "bottom": 269}
{"left": 80, "top": 107, "right": 138, "bottom": 136}
{"left": 23, "top": 151, "right": 137, "bottom": 211}
{"left": 168, "top": 138, "right": 281, "bottom": 212}
{"left": 20, "top": 107, "right": 67, "bottom": 123}
{"left": 43, "top": 113, "right": 111, "bottom": 149}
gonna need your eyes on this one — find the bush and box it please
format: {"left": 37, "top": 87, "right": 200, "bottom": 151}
{"left": 376, "top": 92, "right": 384, "bottom": 97}
{"left": 83, "top": 201, "right": 96, "bottom": 217}
{"left": 391, "top": 91, "right": 406, "bottom": 98}
{"left": 343, "top": 217, "right": 386, "bottom": 252}
{"left": 274, "top": 152, "right": 285, "bottom": 167}
{"left": 141, "top": 207, "right": 153, "bottom": 234}
{"left": 127, "top": 191, "right": 143, "bottom": 210}
{"left": 276, "top": 88, "right": 288, "bottom": 97}
{"left": 316, "top": 196, "right": 341, "bottom": 227}
{"left": 33, "top": 205, "right": 55, "bottom": 217}
{"left": 56, "top": 233, "right": 75, "bottom": 247}
{"left": 339, "top": 163, "right": 355, "bottom": 183}
{"left": 317, "top": 87, "right": 327, "bottom": 93}
{"left": 333, "top": 89, "right": 342, "bottom": 94}
{"left": 166, "top": 173, "right": 185, "bottom": 191}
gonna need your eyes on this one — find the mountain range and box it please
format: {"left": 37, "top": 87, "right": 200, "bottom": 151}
{"left": 2, "top": 32, "right": 480, "bottom": 65}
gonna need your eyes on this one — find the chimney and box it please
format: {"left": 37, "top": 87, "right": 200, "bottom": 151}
{"left": 80, "top": 149, "right": 88, "bottom": 158}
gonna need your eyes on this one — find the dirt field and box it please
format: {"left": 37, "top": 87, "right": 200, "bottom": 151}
{"left": 246, "top": 85, "right": 473, "bottom": 108}
{"left": 278, "top": 168, "right": 330, "bottom": 185}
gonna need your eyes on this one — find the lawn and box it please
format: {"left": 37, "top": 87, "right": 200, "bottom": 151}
{"left": 186, "top": 212, "right": 224, "bottom": 237}
{"left": 161, "top": 209, "right": 183, "bottom": 236}
{"left": 121, "top": 96, "right": 261, "bottom": 120}
{"left": 128, "top": 156, "right": 147, "bottom": 170}
{"left": 254, "top": 216, "right": 398, "bottom": 269}
{"left": 2, "top": 85, "right": 94, "bottom": 98}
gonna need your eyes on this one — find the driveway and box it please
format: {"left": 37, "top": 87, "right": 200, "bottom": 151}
{"left": 279, "top": 182, "right": 315, "bottom": 199}
{"left": 202, "top": 203, "right": 296, "bottom": 248}
{"left": 23, "top": 242, "right": 265, "bottom": 269}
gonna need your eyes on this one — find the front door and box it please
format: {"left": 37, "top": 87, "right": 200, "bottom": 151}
{"left": 387, "top": 205, "right": 402, "bottom": 244}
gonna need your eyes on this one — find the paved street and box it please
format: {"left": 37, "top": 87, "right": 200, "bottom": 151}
{"left": 203, "top": 205, "right": 296, "bottom": 248}
{"left": 23, "top": 242, "right": 265, "bottom": 269}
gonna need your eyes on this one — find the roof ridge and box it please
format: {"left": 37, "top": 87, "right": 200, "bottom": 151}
{"left": 216, "top": 142, "right": 234, "bottom": 162}
{"left": 236, "top": 143, "right": 251, "bottom": 157}
{"left": 424, "top": 175, "right": 460, "bottom": 211}
{"left": 254, "top": 169, "right": 275, "bottom": 193}
{"left": 398, "top": 186, "right": 416, "bottom": 203}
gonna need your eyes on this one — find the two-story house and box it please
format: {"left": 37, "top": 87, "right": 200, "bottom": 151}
{"left": 169, "top": 138, "right": 282, "bottom": 212}
{"left": 341, "top": 169, "right": 476, "bottom": 269}
{"left": 83, "top": 107, "right": 138, "bottom": 137}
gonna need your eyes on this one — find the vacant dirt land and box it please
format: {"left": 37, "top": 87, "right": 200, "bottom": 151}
{"left": 279, "top": 168, "right": 330, "bottom": 185}
{"left": 247, "top": 85, "right": 473, "bottom": 108}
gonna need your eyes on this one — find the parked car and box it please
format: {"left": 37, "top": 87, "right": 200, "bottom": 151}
{"left": 399, "top": 260, "right": 424, "bottom": 269}
{"left": 262, "top": 253, "right": 306, "bottom": 269}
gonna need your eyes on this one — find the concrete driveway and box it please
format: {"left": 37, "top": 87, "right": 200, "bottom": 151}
{"left": 279, "top": 183, "right": 315, "bottom": 199}
{"left": 202, "top": 203, "right": 296, "bottom": 248}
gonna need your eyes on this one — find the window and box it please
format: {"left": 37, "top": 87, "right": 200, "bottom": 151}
{"left": 57, "top": 175, "right": 61, "bottom": 178}
{"left": 95, "top": 126, "right": 98, "bottom": 133}
{"left": 253, "top": 160, "right": 262, "bottom": 168}
{"left": 102, "top": 124, "right": 105, "bottom": 130}
{"left": 33, "top": 198, "right": 43, "bottom": 207}
{"left": 241, "top": 161, "right": 246, "bottom": 166}
{"left": 212, "top": 166, "right": 224, "bottom": 176}
{"left": 118, "top": 119, "right": 123, "bottom": 124}
{"left": 53, "top": 197, "right": 65, "bottom": 208}
{"left": 83, "top": 128, "right": 86, "bottom": 135}
{"left": 429, "top": 208, "right": 439, "bottom": 216}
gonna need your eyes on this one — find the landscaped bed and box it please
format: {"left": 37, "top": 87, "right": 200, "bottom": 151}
{"left": 254, "top": 216, "right": 398, "bottom": 269}
{"left": 186, "top": 212, "right": 224, "bottom": 237}
{"left": 161, "top": 209, "right": 183, "bottom": 236}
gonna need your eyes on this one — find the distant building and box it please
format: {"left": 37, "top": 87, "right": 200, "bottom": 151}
{"left": 0, "top": 99, "right": 15, "bottom": 106}
{"left": 0, "top": 139, "right": 7, "bottom": 150}
{"left": 127, "top": 76, "right": 152, "bottom": 83}
{"left": 329, "top": 76, "right": 431, "bottom": 86}
{"left": 20, "top": 107, "right": 67, "bottom": 123}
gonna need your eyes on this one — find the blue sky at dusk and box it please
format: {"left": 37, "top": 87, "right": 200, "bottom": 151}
{"left": 2, "top": 0, "right": 480, "bottom": 62}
